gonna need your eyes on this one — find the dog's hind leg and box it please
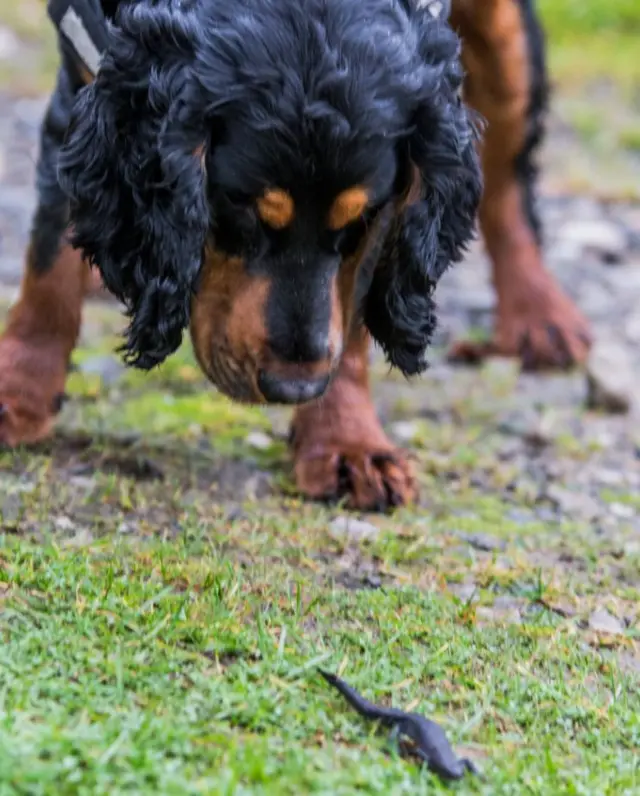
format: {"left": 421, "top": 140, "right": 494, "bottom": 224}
{"left": 449, "top": 0, "right": 592, "bottom": 370}
{"left": 0, "top": 70, "right": 91, "bottom": 446}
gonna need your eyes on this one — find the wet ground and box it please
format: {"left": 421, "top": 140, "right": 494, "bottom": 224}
{"left": 0, "top": 87, "right": 638, "bottom": 635}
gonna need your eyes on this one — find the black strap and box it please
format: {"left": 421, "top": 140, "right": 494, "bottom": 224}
{"left": 47, "top": 0, "right": 110, "bottom": 77}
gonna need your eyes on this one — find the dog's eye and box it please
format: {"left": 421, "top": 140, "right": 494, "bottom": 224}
{"left": 325, "top": 220, "right": 368, "bottom": 257}
{"left": 225, "top": 191, "right": 254, "bottom": 210}
{"left": 325, "top": 229, "right": 347, "bottom": 254}
{"left": 331, "top": 202, "right": 389, "bottom": 257}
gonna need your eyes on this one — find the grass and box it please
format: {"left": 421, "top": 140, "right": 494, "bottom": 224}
{"left": 539, "top": 0, "right": 640, "bottom": 91}
{"left": 0, "top": 1, "right": 57, "bottom": 97}
{"left": 618, "top": 126, "right": 640, "bottom": 154}
{"left": 0, "top": 538, "right": 638, "bottom": 794}
{"left": 0, "top": 302, "right": 638, "bottom": 793}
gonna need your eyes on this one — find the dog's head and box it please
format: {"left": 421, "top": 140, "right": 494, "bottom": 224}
{"left": 58, "top": 0, "right": 482, "bottom": 404}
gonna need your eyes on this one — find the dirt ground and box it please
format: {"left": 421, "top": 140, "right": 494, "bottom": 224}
{"left": 0, "top": 75, "right": 638, "bottom": 652}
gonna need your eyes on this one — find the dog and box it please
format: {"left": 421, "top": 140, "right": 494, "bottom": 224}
{"left": 0, "top": 0, "right": 591, "bottom": 510}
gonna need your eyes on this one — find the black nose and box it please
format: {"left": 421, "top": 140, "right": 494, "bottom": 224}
{"left": 268, "top": 332, "right": 331, "bottom": 366}
{"left": 257, "top": 371, "right": 330, "bottom": 405}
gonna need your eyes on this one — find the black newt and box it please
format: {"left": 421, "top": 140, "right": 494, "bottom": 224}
{"left": 319, "top": 669, "right": 479, "bottom": 782}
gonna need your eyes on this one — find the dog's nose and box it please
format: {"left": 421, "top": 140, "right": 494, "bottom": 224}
{"left": 257, "top": 371, "right": 330, "bottom": 405}
{"left": 268, "top": 332, "right": 331, "bottom": 367}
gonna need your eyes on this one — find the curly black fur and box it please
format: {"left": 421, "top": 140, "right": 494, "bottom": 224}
{"left": 364, "top": 4, "right": 482, "bottom": 375}
{"left": 513, "top": 0, "right": 549, "bottom": 245}
{"left": 58, "top": 0, "right": 208, "bottom": 368}
{"left": 57, "top": 0, "right": 481, "bottom": 374}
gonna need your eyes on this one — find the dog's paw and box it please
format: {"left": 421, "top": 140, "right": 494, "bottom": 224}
{"left": 0, "top": 397, "right": 57, "bottom": 448}
{"left": 449, "top": 272, "right": 592, "bottom": 371}
{"left": 0, "top": 336, "right": 66, "bottom": 447}
{"left": 293, "top": 439, "right": 417, "bottom": 512}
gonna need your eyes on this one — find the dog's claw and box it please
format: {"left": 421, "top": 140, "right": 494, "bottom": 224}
{"left": 0, "top": 338, "right": 67, "bottom": 447}
{"left": 293, "top": 443, "right": 417, "bottom": 511}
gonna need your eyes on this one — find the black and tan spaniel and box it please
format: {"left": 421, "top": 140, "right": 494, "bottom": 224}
{"left": 0, "top": 0, "right": 591, "bottom": 509}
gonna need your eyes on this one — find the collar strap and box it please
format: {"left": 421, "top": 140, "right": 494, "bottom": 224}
{"left": 47, "top": 0, "right": 110, "bottom": 78}
{"left": 404, "top": 0, "right": 451, "bottom": 19}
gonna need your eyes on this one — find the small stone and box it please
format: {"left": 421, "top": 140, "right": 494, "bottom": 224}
{"left": 595, "top": 469, "right": 625, "bottom": 487}
{"left": 492, "top": 595, "right": 524, "bottom": 612}
{"left": 558, "top": 219, "right": 628, "bottom": 264}
{"left": 54, "top": 516, "right": 75, "bottom": 532}
{"left": 448, "top": 582, "right": 478, "bottom": 603}
{"left": 476, "top": 604, "right": 521, "bottom": 625}
{"left": 180, "top": 490, "right": 203, "bottom": 508}
{"left": 69, "top": 475, "right": 97, "bottom": 490}
{"left": 617, "top": 654, "right": 640, "bottom": 675}
{"left": 1, "top": 495, "right": 23, "bottom": 528}
{"left": 245, "top": 431, "right": 273, "bottom": 451}
{"left": 62, "top": 528, "right": 94, "bottom": 548}
{"left": 507, "top": 508, "right": 537, "bottom": 525}
{"left": 624, "top": 540, "right": 640, "bottom": 556}
{"left": 586, "top": 340, "right": 637, "bottom": 415}
{"left": 0, "top": 476, "right": 35, "bottom": 495}
{"left": 588, "top": 609, "right": 625, "bottom": 635}
{"left": 242, "top": 472, "right": 272, "bottom": 500}
{"left": 546, "top": 485, "right": 602, "bottom": 521}
{"left": 225, "top": 506, "right": 248, "bottom": 523}
{"left": 523, "top": 412, "right": 559, "bottom": 447}
{"left": 390, "top": 421, "right": 420, "bottom": 443}
{"left": 496, "top": 439, "right": 522, "bottom": 461}
{"left": 536, "top": 507, "right": 558, "bottom": 523}
{"left": 497, "top": 409, "right": 540, "bottom": 438}
{"left": 458, "top": 532, "right": 505, "bottom": 552}
{"left": 609, "top": 503, "right": 635, "bottom": 520}
{"left": 364, "top": 573, "right": 383, "bottom": 589}
{"left": 543, "top": 598, "right": 577, "bottom": 618}
{"left": 79, "top": 355, "right": 124, "bottom": 386}
{"left": 117, "top": 522, "right": 134, "bottom": 535}
{"left": 329, "top": 516, "right": 380, "bottom": 543}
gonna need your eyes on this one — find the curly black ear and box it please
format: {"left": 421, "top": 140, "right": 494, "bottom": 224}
{"left": 57, "top": 0, "right": 209, "bottom": 369}
{"left": 364, "top": 7, "right": 483, "bottom": 377}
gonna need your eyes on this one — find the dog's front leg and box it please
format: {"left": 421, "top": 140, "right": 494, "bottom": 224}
{"left": 290, "top": 327, "right": 417, "bottom": 512}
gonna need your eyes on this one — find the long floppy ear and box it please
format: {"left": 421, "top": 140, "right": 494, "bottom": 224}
{"left": 363, "top": 6, "right": 483, "bottom": 377}
{"left": 57, "top": 0, "right": 209, "bottom": 369}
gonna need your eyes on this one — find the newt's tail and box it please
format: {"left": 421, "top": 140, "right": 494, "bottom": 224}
{"left": 318, "top": 669, "right": 405, "bottom": 723}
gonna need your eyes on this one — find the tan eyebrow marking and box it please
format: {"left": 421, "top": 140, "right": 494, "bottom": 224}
{"left": 256, "top": 189, "right": 295, "bottom": 229}
{"left": 327, "top": 187, "right": 369, "bottom": 231}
